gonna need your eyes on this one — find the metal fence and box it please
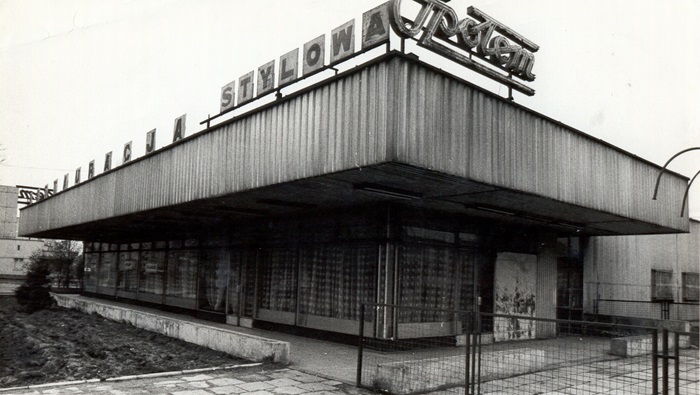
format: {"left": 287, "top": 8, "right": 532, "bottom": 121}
{"left": 357, "top": 303, "right": 699, "bottom": 395}
{"left": 595, "top": 299, "right": 700, "bottom": 322}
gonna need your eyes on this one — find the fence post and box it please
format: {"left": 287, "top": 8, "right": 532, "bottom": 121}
{"left": 477, "top": 328, "right": 482, "bottom": 395}
{"left": 652, "top": 329, "right": 658, "bottom": 395}
{"left": 663, "top": 329, "right": 669, "bottom": 395}
{"left": 465, "top": 321, "right": 471, "bottom": 395}
{"left": 674, "top": 332, "right": 679, "bottom": 395}
{"left": 356, "top": 303, "right": 365, "bottom": 387}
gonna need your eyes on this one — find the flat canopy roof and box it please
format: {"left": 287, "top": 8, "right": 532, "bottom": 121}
{"left": 19, "top": 53, "right": 690, "bottom": 240}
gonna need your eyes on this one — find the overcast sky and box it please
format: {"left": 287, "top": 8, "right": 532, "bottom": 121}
{"left": 1, "top": 0, "right": 699, "bottom": 218}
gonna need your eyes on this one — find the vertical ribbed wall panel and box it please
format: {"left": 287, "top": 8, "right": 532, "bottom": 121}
{"left": 19, "top": 60, "right": 392, "bottom": 236}
{"left": 19, "top": 56, "right": 688, "bottom": 236}
{"left": 536, "top": 246, "right": 558, "bottom": 338}
{"left": 392, "top": 59, "right": 687, "bottom": 231}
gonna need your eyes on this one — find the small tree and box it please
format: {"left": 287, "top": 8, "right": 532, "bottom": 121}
{"left": 14, "top": 251, "right": 54, "bottom": 313}
{"left": 44, "top": 240, "right": 82, "bottom": 288}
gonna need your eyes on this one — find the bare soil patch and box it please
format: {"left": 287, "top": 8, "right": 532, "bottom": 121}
{"left": 0, "top": 296, "right": 246, "bottom": 388}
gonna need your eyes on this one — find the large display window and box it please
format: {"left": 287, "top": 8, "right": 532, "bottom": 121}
{"left": 117, "top": 244, "right": 139, "bottom": 297}
{"left": 83, "top": 253, "right": 99, "bottom": 292}
{"left": 164, "top": 249, "right": 198, "bottom": 308}
{"left": 198, "top": 248, "right": 228, "bottom": 313}
{"left": 97, "top": 244, "right": 117, "bottom": 295}
{"left": 258, "top": 248, "right": 297, "bottom": 324}
{"left": 397, "top": 244, "right": 478, "bottom": 338}
{"left": 138, "top": 248, "right": 165, "bottom": 303}
{"left": 300, "top": 244, "right": 377, "bottom": 319}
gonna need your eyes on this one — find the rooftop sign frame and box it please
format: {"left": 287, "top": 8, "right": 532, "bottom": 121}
{"left": 203, "top": 0, "right": 538, "bottom": 130}
{"left": 32, "top": 1, "right": 541, "bottom": 204}
{"left": 389, "top": 0, "right": 538, "bottom": 96}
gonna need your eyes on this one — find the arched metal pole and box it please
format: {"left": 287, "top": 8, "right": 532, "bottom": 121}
{"left": 680, "top": 169, "right": 700, "bottom": 217}
{"left": 652, "top": 147, "right": 700, "bottom": 200}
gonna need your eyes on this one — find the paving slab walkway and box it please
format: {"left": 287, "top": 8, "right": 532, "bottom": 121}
{"left": 0, "top": 366, "right": 371, "bottom": 395}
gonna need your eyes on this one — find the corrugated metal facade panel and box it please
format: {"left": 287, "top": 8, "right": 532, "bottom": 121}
{"left": 20, "top": 62, "right": 392, "bottom": 235}
{"left": 535, "top": 246, "right": 557, "bottom": 338}
{"left": 392, "top": 59, "right": 688, "bottom": 231}
{"left": 19, "top": 55, "right": 688, "bottom": 236}
{"left": 583, "top": 220, "right": 699, "bottom": 306}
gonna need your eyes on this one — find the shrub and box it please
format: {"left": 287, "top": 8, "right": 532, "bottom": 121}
{"left": 15, "top": 257, "right": 54, "bottom": 313}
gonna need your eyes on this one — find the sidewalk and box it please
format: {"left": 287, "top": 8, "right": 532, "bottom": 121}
{"left": 0, "top": 366, "right": 371, "bottom": 395}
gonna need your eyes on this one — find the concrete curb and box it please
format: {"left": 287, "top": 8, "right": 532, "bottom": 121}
{"left": 0, "top": 363, "right": 262, "bottom": 392}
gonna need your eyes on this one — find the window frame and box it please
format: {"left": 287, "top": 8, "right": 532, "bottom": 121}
{"left": 651, "top": 269, "right": 674, "bottom": 302}
{"left": 682, "top": 272, "right": 699, "bottom": 302}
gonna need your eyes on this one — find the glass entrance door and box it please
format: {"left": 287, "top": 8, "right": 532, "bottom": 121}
{"left": 227, "top": 249, "right": 257, "bottom": 326}
{"left": 557, "top": 259, "right": 583, "bottom": 322}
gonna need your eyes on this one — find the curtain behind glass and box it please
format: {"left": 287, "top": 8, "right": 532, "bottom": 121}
{"left": 399, "top": 244, "right": 477, "bottom": 322}
{"left": 198, "top": 248, "right": 228, "bottom": 312}
{"left": 166, "top": 250, "right": 197, "bottom": 299}
{"left": 259, "top": 249, "right": 297, "bottom": 312}
{"left": 97, "top": 252, "right": 117, "bottom": 292}
{"left": 139, "top": 250, "right": 165, "bottom": 295}
{"left": 299, "top": 244, "right": 376, "bottom": 320}
{"left": 84, "top": 253, "right": 99, "bottom": 292}
{"left": 118, "top": 250, "right": 139, "bottom": 292}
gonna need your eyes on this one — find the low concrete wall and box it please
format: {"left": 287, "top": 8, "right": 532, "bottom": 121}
{"left": 53, "top": 294, "right": 289, "bottom": 365}
{"left": 610, "top": 334, "right": 691, "bottom": 357}
{"left": 372, "top": 348, "right": 545, "bottom": 394}
{"left": 590, "top": 314, "right": 692, "bottom": 333}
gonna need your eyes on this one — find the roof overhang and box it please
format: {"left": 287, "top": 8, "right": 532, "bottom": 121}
{"left": 19, "top": 53, "right": 690, "bottom": 240}
{"left": 23, "top": 163, "right": 686, "bottom": 241}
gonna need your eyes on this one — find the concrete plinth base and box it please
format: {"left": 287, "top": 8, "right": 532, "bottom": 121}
{"left": 52, "top": 294, "right": 289, "bottom": 365}
{"left": 372, "top": 348, "right": 545, "bottom": 394}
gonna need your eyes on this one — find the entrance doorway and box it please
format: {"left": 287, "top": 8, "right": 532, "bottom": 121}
{"left": 227, "top": 249, "right": 257, "bottom": 327}
{"left": 557, "top": 259, "right": 583, "bottom": 322}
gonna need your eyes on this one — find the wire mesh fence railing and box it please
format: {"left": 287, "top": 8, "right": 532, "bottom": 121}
{"left": 357, "top": 303, "right": 700, "bottom": 395}
{"left": 595, "top": 299, "right": 700, "bottom": 322}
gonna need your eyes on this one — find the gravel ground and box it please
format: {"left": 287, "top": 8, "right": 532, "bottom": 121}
{"left": 0, "top": 296, "right": 247, "bottom": 388}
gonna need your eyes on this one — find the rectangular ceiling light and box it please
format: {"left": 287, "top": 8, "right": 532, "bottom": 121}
{"left": 474, "top": 206, "right": 516, "bottom": 216}
{"left": 354, "top": 183, "right": 422, "bottom": 200}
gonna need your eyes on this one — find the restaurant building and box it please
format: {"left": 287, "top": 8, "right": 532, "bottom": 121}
{"left": 18, "top": 0, "right": 691, "bottom": 341}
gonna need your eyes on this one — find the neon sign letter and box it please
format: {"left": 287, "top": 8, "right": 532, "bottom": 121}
{"left": 389, "top": 0, "right": 538, "bottom": 96}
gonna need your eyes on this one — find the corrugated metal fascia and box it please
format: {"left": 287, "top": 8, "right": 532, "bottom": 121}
{"left": 19, "top": 59, "right": 395, "bottom": 236}
{"left": 392, "top": 57, "right": 688, "bottom": 232}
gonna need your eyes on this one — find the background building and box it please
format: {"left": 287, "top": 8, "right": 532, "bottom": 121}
{"left": 585, "top": 219, "right": 699, "bottom": 324}
{"left": 0, "top": 185, "right": 45, "bottom": 295}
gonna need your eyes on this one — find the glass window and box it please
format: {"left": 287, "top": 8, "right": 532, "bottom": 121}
{"left": 13, "top": 258, "right": 26, "bottom": 271}
{"left": 165, "top": 250, "right": 197, "bottom": 300}
{"left": 118, "top": 250, "right": 139, "bottom": 292}
{"left": 227, "top": 250, "right": 256, "bottom": 316}
{"left": 84, "top": 253, "right": 99, "bottom": 292}
{"left": 397, "top": 245, "right": 480, "bottom": 323}
{"left": 259, "top": 249, "right": 297, "bottom": 312}
{"left": 652, "top": 270, "right": 674, "bottom": 301}
{"left": 198, "top": 249, "right": 229, "bottom": 312}
{"left": 97, "top": 252, "right": 117, "bottom": 293}
{"left": 299, "top": 244, "right": 376, "bottom": 320}
{"left": 682, "top": 272, "right": 699, "bottom": 302}
{"left": 139, "top": 250, "right": 165, "bottom": 296}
